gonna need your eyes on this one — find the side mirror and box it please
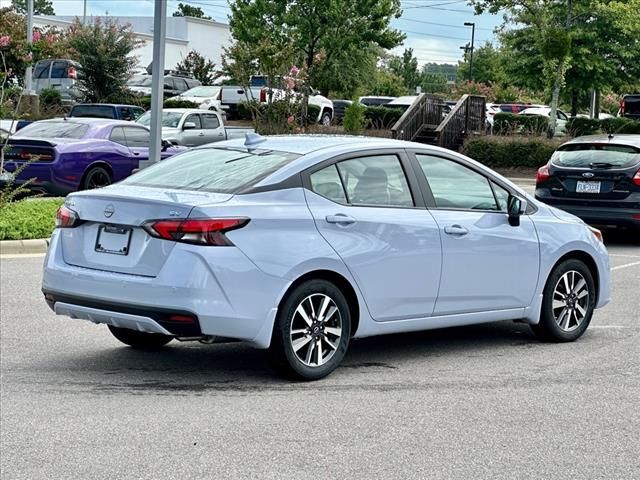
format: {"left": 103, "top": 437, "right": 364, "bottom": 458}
{"left": 507, "top": 195, "right": 527, "bottom": 227}
{"left": 161, "top": 139, "right": 171, "bottom": 151}
{"left": 183, "top": 121, "right": 197, "bottom": 130}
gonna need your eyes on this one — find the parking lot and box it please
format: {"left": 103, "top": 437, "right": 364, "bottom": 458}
{"left": 1, "top": 193, "right": 639, "bottom": 479}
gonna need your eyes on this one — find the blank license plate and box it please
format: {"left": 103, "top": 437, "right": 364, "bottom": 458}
{"left": 95, "top": 225, "right": 132, "bottom": 255}
{"left": 576, "top": 181, "right": 601, "bottom": 194}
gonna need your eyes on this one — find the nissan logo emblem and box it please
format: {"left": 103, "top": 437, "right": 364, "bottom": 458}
{"left": 104, "top": 204, "right": 115, "bottom": 218}
{"left": 582, "top": 172, "right": 595, "bottom": 178}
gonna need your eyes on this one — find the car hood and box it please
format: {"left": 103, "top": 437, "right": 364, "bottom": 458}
{"left": 129, "top": 86, "right": 152, "bottom": 95}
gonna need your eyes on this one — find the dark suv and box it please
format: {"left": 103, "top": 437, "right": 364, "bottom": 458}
{"left": 620, "top": 95, "right": 640, "bottom": 120}
{"left": 127, "top": 72, "right": 201, "bottom": 98}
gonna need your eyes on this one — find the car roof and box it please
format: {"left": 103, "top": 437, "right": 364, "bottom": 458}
{"left": 520, "top": 107, "right": 552, "bottom": 114}
{"left": 72, "top": 103, "right": 144, "bottom": 108}
{"left": 36, "top": 117, "right": 136, "bottom": 127}
{"left": 158, "top": 108, "right": 214, "bottom": 114}
{"left": 561, "top": 134, "right": 640, "bottom": 148}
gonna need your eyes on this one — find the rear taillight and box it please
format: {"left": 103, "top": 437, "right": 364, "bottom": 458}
{"left": 55, "top": 205, "right": 81, "bottom": 228}
{"left": 633, "top": 168, "right": 640, "bottom": 186}
{"left": 68, "top": 66, "right": 76, "bottom": 79}
{"left": 259, "top": 88, "right": 266, "bottom": 103}
{"left": 536, "top": 164, "right": 550, "bottom": 184}
{"left": 142, "top": 218, "right": 249, "bottom": 246}
{"left": 620, "top": 99, "right": 625, "bottom": 116}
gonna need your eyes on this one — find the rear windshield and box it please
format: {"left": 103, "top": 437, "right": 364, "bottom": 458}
{"left": 623, "top": 96, "right": 640, "bottom": 116}
{"left": 121, "top": 148, "right": 300, "bottom": 193}
{"left": 14, "top": 121, "right": 88, "bottom": 139}
{"left": 552, "top": 144, "right": 640, "bottom": 168}
{"left": 70, "top": 105, "right": 115, "bottom": 119}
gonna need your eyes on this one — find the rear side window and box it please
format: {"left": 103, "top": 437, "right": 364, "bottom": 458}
{"left": 553, "top": 144, "right": 640, "bottom": 168}
{"left": 310, "top": 165, "right": 347, "bottom": 203}
{"left": 110, "top": 127, "right": 126, "bottom": 145}
{"left": 202, "top": 114, "right": 220, "bottom": 129}
{"left": 34, "top": 61, "right": 51, "bottom": 79}
{"left": 335, "top": 155, "right": 414, "bottom": 207}
{"left": 417, "top": 155, "right": 499, "bottom": 211}
{"left": 122, "top": 149, "right": 300, "bottom": 193}
{"left": 122, "top": 127, "right": 150, "bottom": 147}
{"left": 14, "top": 121, "right": 88, "bottom": 139}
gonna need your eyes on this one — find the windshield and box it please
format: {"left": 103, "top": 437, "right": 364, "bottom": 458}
{"left": 552, "top": 144, "right": 640, "bottom": 168}
{"left": 14, "top": 121, "right": 88, "bottom": 139}
{"left": 127, "top": 75, "right": 152, "bottom": 87}
{"left": 137, "top": 111, "right": 183, "bottom": 128}
{"left": 122, "top": 148, "right": 300, "bottom": 193}
{"left": 182, "top": 86, "right": 220, "bottom": 97}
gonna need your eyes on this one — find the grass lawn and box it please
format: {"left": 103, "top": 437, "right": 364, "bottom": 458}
{"left": 0, "top": 198, "right": 64, "bottom": 241}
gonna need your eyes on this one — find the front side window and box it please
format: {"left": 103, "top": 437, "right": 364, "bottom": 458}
{"left": 417, "top": 155, "right": 499, "bottom": 211}
{"left": 122, "top": 148, "right": 300, "bottom": 193}
{"left": 185, "top": 114, "right": 202, "bottom": 129}
{"left": 310, "top": 164, "right": 347, "bottom": 204}
{"left": 335, "top": 155, "right": 414, "bottom": 207}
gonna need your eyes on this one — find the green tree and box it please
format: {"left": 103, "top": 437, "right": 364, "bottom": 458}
{"left": 370, "top": 68, "right": 406, "bottom": 97}
{"left": 10, "top": 0, "right": 54, "bottom": 15}
{"left": 66, "top": 18, "right": 142, "bottom": 102}
{"left": 388, "top": 48, "right": 420, "bottom": 92}
{"left": 457, "top": 42, "right": 507, "bottom": 85}
{"left": 175, "top": 50, "right": 219, "bottom": 85}
{"left": 228, "top": 0, "right": 405, "bottom": 95}
{"left": 172, "top": 2, "right": 211, "bottom": 19}
{"left": 419, "top": 73, "right": 448, "bottom": 94}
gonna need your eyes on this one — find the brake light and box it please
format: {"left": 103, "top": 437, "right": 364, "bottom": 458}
{"left": 259, "top": 88, "right": 266, "bottom": 103}
{"left": 20, "top": 151, "right": 53, "bottom": 161}
{"left": 68, "top": 66, "right": 76, "bottom": 79}
{"left": 55, "top": 205, "right": 81, "bottom": 228}
{"left": 620, "top": 99, "right": 625, "bottom": 116}
{"left": 633, "top": 168, "right": 640, "bottom": 186}
{"left": 536, "top": 164, "right": 550, "bottom": 183}
{"left": 142, "top": 218, "right": 250, "bottom": 246}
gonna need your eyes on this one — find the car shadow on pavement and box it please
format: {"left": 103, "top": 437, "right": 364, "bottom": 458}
{"left": 603, "top": 228, "right": 640, "bottom": 247}
{"left": 36, "top": 320, "right": 540, "bottom": 392}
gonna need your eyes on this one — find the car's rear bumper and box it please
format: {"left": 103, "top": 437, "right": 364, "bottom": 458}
{"left": 0, "top": 177, "right": 71, "bottom": 196}
{"left": 535, "top": 193, "right": 640, "bottom": 227}
{"left": 42, "top": 230, "right": 288, "bottom": 348}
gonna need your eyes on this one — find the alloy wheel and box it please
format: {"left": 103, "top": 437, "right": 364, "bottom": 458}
{"left": 552, "top": 270, "right": 590, "bottom": 333}
{"left": 86, "top": 169, "right": 111, "bottom": 189}
{"left": 290, "top": 293, "right": 342, "bottom": 367}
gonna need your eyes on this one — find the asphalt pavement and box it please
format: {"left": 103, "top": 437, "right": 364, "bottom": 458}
{"left": 1, "top": 211, "right": 639, "bottom": 479}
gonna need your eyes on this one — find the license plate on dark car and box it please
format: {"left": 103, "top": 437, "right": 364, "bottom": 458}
{"left": 576, "top": 181, "right": 601, "bottom": 194}
{"left": 95, "top": 225, "right": 132, "bottom": 255}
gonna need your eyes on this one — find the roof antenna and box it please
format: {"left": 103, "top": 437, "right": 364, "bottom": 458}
{"left": 607, "top": 133, "right": 614, "bottom": 140}
{"left": 244, "top": 132, "right": 266, "bottom": 149}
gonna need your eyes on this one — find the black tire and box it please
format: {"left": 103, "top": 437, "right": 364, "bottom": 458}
{"left": 108, "top": 325, "right": 173, "bottom": 349}
{"left": 320, "top": 111, "right": 332, "bottom": 126}
{"left": 269, "top": 279, "right": 351, "bottom": 380}
{"left": 82, "top": 166, "right": 112, "bottom": 190}
{"left": 531, "top": 259, "right": 596, "bottom": 342}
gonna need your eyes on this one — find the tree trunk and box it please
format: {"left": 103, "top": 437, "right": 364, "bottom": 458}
{"left": 548, "top": 62, "right": 563, "bottom": 138}
{"left": 571, "top": 89, "right": 578, "bottom": 117}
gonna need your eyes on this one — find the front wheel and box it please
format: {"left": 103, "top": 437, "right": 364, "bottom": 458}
{"left": 320, "top": 111, "right": 332, "bottom": 126}
{"left": 269, "top": 279, "right": 351, "bottom": 380}
{"left": 108, "top": 325, "right": 173, "bottom": 349}
{"left": 531, "top": 259, "right": 596, "bottom": 342}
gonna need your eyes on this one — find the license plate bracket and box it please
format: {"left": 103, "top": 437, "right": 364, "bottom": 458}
{"left": 95, "top": 225, "right": 132, "bottom": 255}
{"left": 576, "top": 180, "right": 601, "bottom": 194}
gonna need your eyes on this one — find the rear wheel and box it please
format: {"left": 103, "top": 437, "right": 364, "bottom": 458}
{"left": 82, "top": 166, "right": 112, "bottom": 190}
{"left": 531, "top": 259, "right": 596, "bottom": 342}
{"left": 269, "top": 279, "right": 350, "bottom": 380}
{"left": 108, "top": 325, "right": 173, "bottom": 349}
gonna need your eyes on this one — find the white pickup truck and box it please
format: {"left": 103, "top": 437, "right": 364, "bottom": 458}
{"left": 220, "top": 76, "right": 334, "bottom": 125}
{"left": 136, "top": 109, "right": 254, "bottom": 147}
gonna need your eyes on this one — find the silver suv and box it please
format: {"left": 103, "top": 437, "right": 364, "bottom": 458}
{"left": 33, "top": 59, "right": 81, "bottom": 104}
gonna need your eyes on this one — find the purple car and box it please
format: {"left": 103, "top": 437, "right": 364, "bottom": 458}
{"left": 1, "top": 118, "right": 186, "bottom": 195}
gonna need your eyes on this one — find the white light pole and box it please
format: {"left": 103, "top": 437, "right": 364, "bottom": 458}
{"left": 83, "top": 0, "right": 87, "bottom": 24}
{"left": 147, "top": 0, "right": 167, "bottom": 167}
{"left": 25, "top": 0, "right": 34, "bottom": 94}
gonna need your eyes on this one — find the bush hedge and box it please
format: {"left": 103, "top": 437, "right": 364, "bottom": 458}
{"left": 600, "top": 117, "right": 640, "bottom": 134}
{"left": 565, "top": 117, "right": 601, "bottom": 137}
{"left": 0, "top": 198, "right": 64, "bottom": 241}
{"left": 163, "top": 98, "right": 200, "bottom": 109}
{"left": 462, "top": 137, "right": 562, "bottom": 169}
{"left": 493, "top": 112, "right": 550, "bottom": 135}
{"left": 364, "top": 106, "right": 404, "bottom": 129}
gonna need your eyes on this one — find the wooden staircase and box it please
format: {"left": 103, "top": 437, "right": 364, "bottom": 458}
{"left": 391, "top": 94, "right": 486, "bottom": 151}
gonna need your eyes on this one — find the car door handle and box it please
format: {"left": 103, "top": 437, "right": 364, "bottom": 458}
{"left": 325, "top": 214, "right": 356, "bottom": 225}
{"left": 444, "top": 225, "right": 469, "bottom": 236}
{"left": 198, "top": 133, "right": 205, "bottom": 136}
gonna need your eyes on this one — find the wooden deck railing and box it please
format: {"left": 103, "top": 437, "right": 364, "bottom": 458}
{"left": 391, "top": 94, "right": 446, "bottom": 141}
{"left": 435, "top": 94, "right": 486, "bottom": 150}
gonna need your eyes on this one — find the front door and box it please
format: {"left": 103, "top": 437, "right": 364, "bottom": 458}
{"left": 414, "top": 153, "right": 540, "bottom": 315}
{"left": 304, "top": 152, "right": 442, "bottom": 321}
{"left": 181, "top": 114, "right": 206, "bottom": 147}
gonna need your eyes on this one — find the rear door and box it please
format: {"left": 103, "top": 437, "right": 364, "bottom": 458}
{"left": 304, "top": 151, "right": 442, "bottom": 321}
{"left": 412, "top": 152, "right": 540, "bottom": 315}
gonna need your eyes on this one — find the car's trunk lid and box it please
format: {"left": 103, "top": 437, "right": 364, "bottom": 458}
{"left": 60, "top": 186, "right": 233, "bottom": 277}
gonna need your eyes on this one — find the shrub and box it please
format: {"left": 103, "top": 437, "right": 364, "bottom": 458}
{"left": 343, "top": 102, "right": 366, "bottom": 134}
{"left": 462, "top": 137, "right": 563, "bottom": 169}
{"left": 0, "top": 198, "right": 64, "bottom": 240}
{"left": 600, "top": 117, "right": 640, "bottom": 134}
{"left": 163, "top": 98, "right": 200, "bottom": 109}
{"left": 493, "top": 112, "right": 520, "bottom": 135}
{"left": 364, "top": 106, "right": 404, "bottom": 129}
{"left": 39, "top": 87, "right": 62, "bottom": 111}
{"left": 566, "top": 117, "right": 601, "bottom": 137}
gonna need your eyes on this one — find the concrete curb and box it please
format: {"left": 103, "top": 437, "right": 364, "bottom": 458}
{"left": 0, "top": 238, "right": 49, "bottom": 255}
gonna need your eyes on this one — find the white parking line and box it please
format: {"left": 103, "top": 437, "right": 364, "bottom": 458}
{"left": 611, "top": 261, "right": 640, "bottom": 271}
{"left": 609, "top": 254, "right": 640, "bottom": 259}
{"left": 0, "top": 253, "right": 46, "bottom": 259}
